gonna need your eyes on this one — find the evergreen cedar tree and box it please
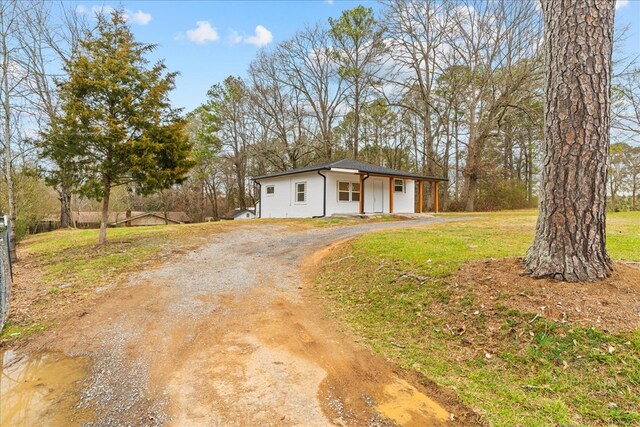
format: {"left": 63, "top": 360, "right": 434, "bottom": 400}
{"left": 525, "top": 0, "right": 615, "bottom": 282}
{"left": 45, "top": 11, "right": 193, "bottom": 244}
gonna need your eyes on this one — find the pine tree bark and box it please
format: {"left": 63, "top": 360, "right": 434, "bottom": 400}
{"left": 525, "top": 0, "right": 614, "bottom": 282}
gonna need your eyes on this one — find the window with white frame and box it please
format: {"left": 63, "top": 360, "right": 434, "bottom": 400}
{"left": 394, "top": 179, "right": 405, "bottom": 192}
{"left": 266, "top": 185, "right": 275, "bottom": 195}
{"left": 337, "top": 181, "right": 360, "bottom": 202}
{"left": 295, "top": 182, "right": 306, "bottom": 203}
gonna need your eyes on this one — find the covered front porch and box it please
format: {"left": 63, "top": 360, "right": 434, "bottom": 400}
{"left": 354, "top": 173, "right": 443, "bottom": 215}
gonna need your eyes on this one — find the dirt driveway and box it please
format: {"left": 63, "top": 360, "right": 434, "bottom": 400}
{"left": 3, "top": 218, "right": 477, "bottom": 426}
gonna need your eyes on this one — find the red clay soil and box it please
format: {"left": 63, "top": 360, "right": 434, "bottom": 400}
{"left": 452, "top": 258, "right": 640, "bottom": 333}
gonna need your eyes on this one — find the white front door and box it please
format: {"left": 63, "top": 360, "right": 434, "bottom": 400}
{"left": 373, "top": 179, "right": 384, "bottom": 212}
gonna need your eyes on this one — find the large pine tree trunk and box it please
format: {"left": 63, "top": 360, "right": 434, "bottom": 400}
{"left": 525, "top": 0, "right": 614, "bottom": 282}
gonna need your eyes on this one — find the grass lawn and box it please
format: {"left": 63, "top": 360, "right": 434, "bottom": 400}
{"left": 316, "top": 210, "right": 640, "bottom": 426}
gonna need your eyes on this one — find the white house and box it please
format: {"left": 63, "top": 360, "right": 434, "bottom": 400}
{"left": 253, "top": 159, "right": 447, "bottom": 218}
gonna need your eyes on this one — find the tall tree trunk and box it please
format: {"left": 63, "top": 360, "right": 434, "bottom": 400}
{"left": 353, "top": 81, "right": 360, "bottom": 160}
{"left": 525, "top": 0, "right": 614, "bottom": 282}
{"left": 423, "top": 111, "right": 435, "bottom": 210}
{"left": 528, "top": 150, "right": 534, "bottom": 204}
{"left": 2, "top": 25, "right": 16, "bottom": 261}
{"left": 442, "top": 126, "right": 451, "bottom": 211}
{"left": 454, "top": 116, "right": 460, "bottom": 201}
{"left": 633, "top": 176, "right": 638, "bottom": 210}
{"left": 99, "top": 177, "right": 111, "bottom": 245}
{"left": 212, "top": 180, "right": 219, "bottom": 220}
{"left": 464, "top": 101, "right": 478, "bottom": 212}
{"left": 504, "top": 129, "right": 513, "bottom": 180}
{"left": 609, "top": 178, "right": 616, "bottom": 211}
{"left": 4, "top": 150, "right": 16, "bottom": 261}
{"left": 463, "top": 176, "right": 477, "bottom": 212}
{"left": 464, "top": 138, "right": 481, "bottom": 212}
{"left": 58, "top": 187, "right": 72, "bottom": 228}
{"left": 235, "top": 161, "right": 246, "bottom": 210}
{"left": 161, "top": 190, "right": 169, "bottom": 225}
{"left": 325, "top": 127, "right": 333, "bottom": 161}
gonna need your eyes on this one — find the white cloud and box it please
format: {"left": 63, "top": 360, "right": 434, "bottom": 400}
{"left": 186, "top": 21, "right": 220, "bottom": 44}
{"left": 228, "top": 30, "right": 243, "bottom": 45}
{"left": 75, "top": 5, "right": 152, "bottom": 25}
{"left": 616, "top": 0, "right": 629, "bottom": 10}
{"left": 326, "top": 0, "right": 334, "bottom": 4}
{"left": 227, "top": 25, "right": 273, "bottom": 47}
{"left": 127, "top": 10, "right": 152, "bottom": 25}
{"left": 244, "top": 25, "right": 273, "bottom": 47}
{"left": 90, "top": 5, "right": 115, "bottom": 16}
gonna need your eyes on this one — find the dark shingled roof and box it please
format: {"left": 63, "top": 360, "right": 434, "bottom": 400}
{"left": 253, "top": 159, "right": 448, "bottom": 181}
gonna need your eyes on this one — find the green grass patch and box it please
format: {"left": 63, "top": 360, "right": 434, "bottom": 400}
{"left": 317, "top": 210, "right": 640, "bottom": 426}
{"left": 0, "top": 322, "right": 49, "bottom": 341}
{"left": 22, "top": 222, "right": 234, "bottom": 290}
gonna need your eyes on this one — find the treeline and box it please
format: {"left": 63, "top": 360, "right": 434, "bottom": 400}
{"left": 187, "top": 0, "right": 546, "bottom": 218}
{"left": 1, "top": 1, "right": 639, "bottom": 245}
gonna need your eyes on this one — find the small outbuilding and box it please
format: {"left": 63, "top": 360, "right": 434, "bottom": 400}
{"left": 253, "top": 159, "right": 447, "bottom": 218}
{"left": 228, "top": 208, "right": 257, "bottom": 220}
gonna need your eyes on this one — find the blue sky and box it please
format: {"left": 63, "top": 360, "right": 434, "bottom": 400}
{"left": 71, "top": 0, "right": 376, "bottom": 112}
{"left": 70, "top": 0, "right": 640, "bottom": 113}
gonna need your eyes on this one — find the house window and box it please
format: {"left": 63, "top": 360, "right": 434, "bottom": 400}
{"left": 338, "top": 181, "right": 360, "bottom": 202}
{"left": 266, "top": 185, "right": 275, "bottom": 195}
{"left": 295, "top": 182, "right": 306, "bottom": 203}
{"left": 394, "top": 179, "right": 405, "bottom": 192}
{"left": 246, "top": 213, "right": 250, "bottom": 218}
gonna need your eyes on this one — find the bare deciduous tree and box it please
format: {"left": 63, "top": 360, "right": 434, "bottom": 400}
{"left": 277, "top": 24, "right": 345, "bottom": 161}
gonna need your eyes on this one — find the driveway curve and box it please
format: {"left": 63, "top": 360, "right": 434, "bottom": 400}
{"left": 27, "top": 217, "right": 474, "bottom": 426}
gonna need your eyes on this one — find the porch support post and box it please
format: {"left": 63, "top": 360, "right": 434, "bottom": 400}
{"left": 418, "top": 180, "right": 423, "bottom": 213}
{"left": 359, "top": 174, "right": 364, "bottom": 214}
{"left": 433, "top": 181, "right": 439, "bottom": 213}
{"left": 389, "top": 177, "right": 394, "bottom": 213}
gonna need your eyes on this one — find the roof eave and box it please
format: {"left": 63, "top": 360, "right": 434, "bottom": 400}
{"left": 253, "top": 167, "right": 330, "bottom": 181}
{"left": 254, "top": 168, "right": 448, "bottom": 182}
{"left": 110, "top": 212, "right": 183, "bottom": 225}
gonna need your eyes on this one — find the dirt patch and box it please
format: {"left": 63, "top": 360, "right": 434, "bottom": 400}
{"left": 302, "top": 241, "right": 482, "bottom": 426}
{"left": 453, "top": 258, "right": 640, "bottom": 333}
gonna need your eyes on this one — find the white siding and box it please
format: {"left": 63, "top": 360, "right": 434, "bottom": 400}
{"left": 233, "top": 211, "right": 256, "bottom": 220}
{"left": 258, "top": 172, "right": 324, "bottom": 218}
{"left": 394, "top": 179, "right": 415, "bottom": 213}
{"left": 257, "top": 170, "right": 416, "bottom": 218}
{"left": 325, "top": 171, "right": 361, "bottom": 215}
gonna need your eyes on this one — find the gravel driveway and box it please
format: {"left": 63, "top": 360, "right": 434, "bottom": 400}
{"left": 39, "top": 216, "right": 469, "bottom": 426}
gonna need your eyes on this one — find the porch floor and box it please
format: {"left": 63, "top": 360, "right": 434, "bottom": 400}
{"left": 329, "top": 212, "right": 436, "bottom": 220}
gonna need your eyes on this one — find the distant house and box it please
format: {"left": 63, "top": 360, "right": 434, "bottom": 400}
{"left": 223, "top": 208, "right": 257, "bottom": 221}
{"left": 73, "top": 211, "right": 191, "bottom": 228}
{"left": 110, "top": 211, "right": 191, "bottom": 227}
{"left": 253, "top": 159, "right": 447, "bottom": 218}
